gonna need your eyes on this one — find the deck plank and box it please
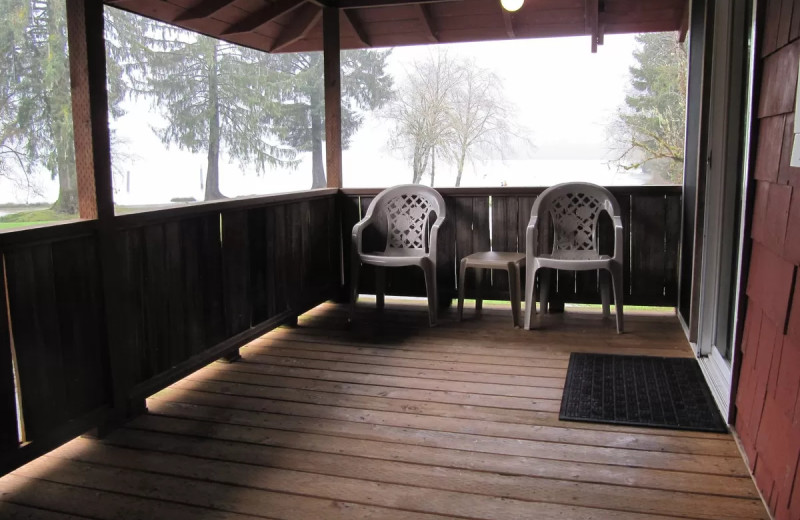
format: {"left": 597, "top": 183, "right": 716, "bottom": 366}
{"left": 0, "top": 301, "right": 769, "bottom": 520}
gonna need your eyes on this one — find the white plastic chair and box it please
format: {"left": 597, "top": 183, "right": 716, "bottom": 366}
{"left": 523, "top": 182, "right": 624, "bottom": 333}
{"left": 350, "top": 185, "right": 446, "bottom": 326}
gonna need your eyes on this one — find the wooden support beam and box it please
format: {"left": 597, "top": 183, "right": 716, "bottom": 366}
{"left": 343, "top": 9, "right": 370, "bottom": 46}
{"left": 173, "top": 0, "right": 237, "bottom": 23}
{"left": 323, "top": 7, "right": 342, "bottom": 189}
{"left": 336, "top": 0, "right": 458, "bottom": 8}
{"left": 678, "top": 0, "right": 690, "bottom": 42}
{"left": 585, "top": 0, "right": 599, "bottom": 53}
{"left": 270, "top": 3, "right": 322, "bottom": 51}
{"left": 65, "top": 0, "right": 113, "bottom": 220}
{"left": 416, "top": 3, "right": 439, "bottom": 41}
{"left": 501, "top": 9, "right": 515, "bottom": 39}
{"left": 222, "top": 0, "right": 306, "bottom": 36}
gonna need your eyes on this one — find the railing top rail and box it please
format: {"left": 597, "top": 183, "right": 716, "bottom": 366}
{"left": 113, "top": 188, "right": 338, "bottom": 229}
{"left": 340, "top": 185, "right": 682, "bottom": 197}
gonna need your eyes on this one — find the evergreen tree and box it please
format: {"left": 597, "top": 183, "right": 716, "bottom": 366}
{"left": 120, "top": 16, "right": 296, "bottom": 201}
{"left": 0, "top": 0, "right": 128, "bottom": 213}
{"left": 270, "top": 50, "right": 392, "bottom": 189}
{"left": 612, "top": 33, "right": 688, "bottom": 183}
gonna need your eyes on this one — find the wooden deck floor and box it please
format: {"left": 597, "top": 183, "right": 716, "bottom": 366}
{"left": 0, "top": 300, "right": 769, "bottom": 519}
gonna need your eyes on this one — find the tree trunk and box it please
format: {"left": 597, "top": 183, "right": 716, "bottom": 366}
{"left": 310, "top": 105, "right": 326, "bottom": 189}
{"left": 51, "top": 163, "right": 78, "bottom": 214}
{"left": 455, "top": 150, "right": 466, "bottom": 188}
{"left": 204, "top": 42, "right": 224, "bottom": 201}
{"left": 430, "top": 147, "right": 435, "bottom": 187}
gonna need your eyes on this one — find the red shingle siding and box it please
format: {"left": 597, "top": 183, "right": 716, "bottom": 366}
{"left": 736, "top": 2, "right": 800, "bottom": 518}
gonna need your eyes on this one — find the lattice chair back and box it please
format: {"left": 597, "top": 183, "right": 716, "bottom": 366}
{"left": 531, "top": 183, "right": 621, "bottom": 259}
{"left": 368, "top": 185, "right": 445, "bottom": 255}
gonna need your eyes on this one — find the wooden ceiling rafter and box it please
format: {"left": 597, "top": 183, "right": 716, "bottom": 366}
{"left": 585, "top": 0, "right": 599, "bottom": 53}
{"left": 270, "top": 2, "right": 323, "bottom": 51}
{"left": 103, "top": 0, "right": 686, "bottom": 54}
{"left": 222, "top": 0, "right": 307, "bottom": 35}
{"left": 334, "top": 0, "right": 457, "bottom": 8}
{"left": 678, "top": 0, "right": 690, "bottom": 42}
{"left": 343, "top": 9, "right": 371, "bottom": 46}
{"left": 416, "top": 4, "right": 439, "bottom": 42}
{"left": 173, "top": 0, "right": 238, "bottom": 23}
{"left": 502, "top": 9, "right": 516, "bottom": 39}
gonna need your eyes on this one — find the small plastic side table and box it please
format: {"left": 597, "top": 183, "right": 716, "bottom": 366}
{"left": 457, "top": 251, "right": 526, "bottom": 327}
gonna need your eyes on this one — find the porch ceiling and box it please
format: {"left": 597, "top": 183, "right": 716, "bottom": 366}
{"left": 103, "top": 0, "right": 688, "bottom": 54}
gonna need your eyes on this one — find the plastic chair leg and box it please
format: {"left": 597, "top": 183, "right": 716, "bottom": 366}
{"left": 475, "top": 267, "right": 484, "bottom": 311}
{"left": 457, "top": 258, "right": 467, "bottom": 321}
{"left": 375, "top": 267, "right": 385, "bottom": 310}
{"left": 422, "top": 260, "right": 438, "bottom": 327}
{"left": 524, "top": 265, "right": 538, "bottom": 330}
{"left": 350, "top": 259, "right": 360, "bottom": 322}
{"left": 540, "top": 268, "right": 552, "bottom": 314}
{"left": 508, "top": 263, "right": 521, "bottom": 327}
{"left": 600, "top": 270, "right": 611, "bottom": 318}
{"left": 611, "top": 264, "right": 624, "bottom": 334}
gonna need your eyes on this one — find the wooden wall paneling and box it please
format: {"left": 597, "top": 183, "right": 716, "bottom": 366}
{"left": 454, "top": 196, "right": 475, "bottom": 298}
{"left": 178, "top": 217, "right": 207, "bottom": 356}
{"left": 262, "top": 206, "right": 278, "bottom": 319}
{"left": 221, "top": 210, "right": 252, "bottom": 336}
{"left": 272, "top": 205, "right": 290, "bottom": 316}
{"left": 164, "top": 221, "right": 187, "bottom": 367}
{"left": 200, "top": 214, "right": 226, "bottom": 348}
{"left": 517, "top": 195, "right": 538, "bottom": 302}
{"left": 338, "top": 194, "right": 361, "bottom": 297}
{"left": 50, "top": 237, "right": 108, "bottom": 419}
{"left": 437, "top": 195, "right": 458, "bottom": 300}
{"left": 357, "top": 196, "right": 377, "bottom": 295}
{"left": 142, "top": 225, "right": 169, "bottom": 378}
{"left": 327, "top": 195, "right": 339, "bottom": 292}
{"left": 617, "top": 191, "right": 633, "bottom": 303}
{"left": 0, "top": 254, "right": 18, "bottom": 450}
{"left": 248, "top": 208, "right": 269, "bottom": 324}
{"left": 287, "top": 201, "right": 305, "bottom": 312}
{"left": 630, "top": 194, "right": 669, "bottom": 303}
{"left": 664, "top": 193, "right": 682, "bottom": 302}
{"left": 109, "top": 229, "right": 146, "bottom": 393}
{"left": 490, "top": 196, "right": 518, "bottom": 297}
{"left": 4, "top": 246, "right": 66, "bottom": 441}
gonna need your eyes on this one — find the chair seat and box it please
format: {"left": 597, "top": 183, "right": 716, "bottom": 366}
{"left": 359, "top": 248, "right": 428, "bottom": 267}
{"left": 535, "top": 253, "right": 612, "bottom": 271}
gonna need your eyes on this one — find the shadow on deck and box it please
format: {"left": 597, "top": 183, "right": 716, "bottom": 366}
{"left": 0, "top": 300, "right": 769, "bottom": 519}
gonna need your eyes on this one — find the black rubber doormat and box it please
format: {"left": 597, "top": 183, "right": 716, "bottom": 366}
{"left": 559, "top": 353, "right": 728, "bottom": 433}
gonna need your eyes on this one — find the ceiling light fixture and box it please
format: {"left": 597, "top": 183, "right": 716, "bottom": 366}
{"left": 501, "top": 0, "right": 523, "bottom": 12}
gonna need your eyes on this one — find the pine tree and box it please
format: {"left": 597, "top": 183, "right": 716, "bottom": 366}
{"left": 117, "top": 15, "right": 297, "bottom": 201}
{"left": 270, "top": 50, "right": 392, "bottom": 189}
{"left": 612, "top": 33, "right": 688, "bottom": 183}
{"left": 0, "top": 0, "right": 128, "bottom": 213}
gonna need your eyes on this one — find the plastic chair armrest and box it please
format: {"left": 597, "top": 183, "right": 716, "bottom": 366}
{"left": 352, "top": 216, "right": 375, "bottom": 256}
{"left": 612, "top": 216, "right": 624, "bottom": 260}
{"left": 526, "top": 216, "right": 539, "bottom": 258}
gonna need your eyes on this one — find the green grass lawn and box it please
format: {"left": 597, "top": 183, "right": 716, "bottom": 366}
{"left": 0, "top": 208, "right": 76, "bottom": 231}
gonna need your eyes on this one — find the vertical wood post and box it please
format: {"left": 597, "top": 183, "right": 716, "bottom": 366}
{"left": 323, "top": 7, "right": 342, "bottom": 189}
{"left": 66, "top": 0, "right": 114, "bottom": 221}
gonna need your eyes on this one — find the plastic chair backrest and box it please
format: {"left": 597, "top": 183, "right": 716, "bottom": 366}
{"left": 531, "top": 183, "right": 620, "bottom": 256}
{"left": 367, "top": 185, "right": 445, "bottom": 252}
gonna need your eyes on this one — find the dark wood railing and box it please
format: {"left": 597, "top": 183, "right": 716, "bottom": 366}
{"left": 0, "top": 189, "right": 339, "bottom": 474}
{"left": 0, "top": 184, "right": 680, "bottom": 475}
{"left": 341, "top": 186, "right": 682, "bottom": 307}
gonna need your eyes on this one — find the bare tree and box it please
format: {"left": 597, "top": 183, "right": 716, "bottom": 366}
{"left": 385, "top": 50, "right": 525, "bottom": 186}
{"left": 445, "top": 58, "right": 517, "bottom": 187}
{"left": 385, "top": 51, "right": 458, "bottom": 185}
